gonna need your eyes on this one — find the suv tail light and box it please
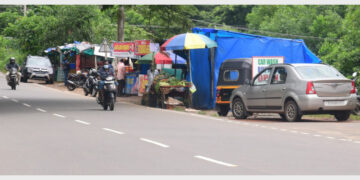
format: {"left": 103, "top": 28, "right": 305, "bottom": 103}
{"left": 306, "top": 81, "right": 316, "bottom": 94}
{"left": 351, "top": 81, "right": 356, "bottom": 94}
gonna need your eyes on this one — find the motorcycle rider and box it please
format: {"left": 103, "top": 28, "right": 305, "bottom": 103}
{"left": 5, "top": 57, "right": 21, "bottom": 85}
{"left": 97, "top": 60, "right": 116, "bottom": 103}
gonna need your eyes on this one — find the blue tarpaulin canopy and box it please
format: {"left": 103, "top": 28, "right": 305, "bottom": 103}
{"left": 190, "top": 27, "right": 322, "bottom": 109}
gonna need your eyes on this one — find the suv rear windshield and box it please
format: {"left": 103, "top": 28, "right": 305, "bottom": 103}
{"left": 295, "top": 65, "right": 345, "bottom": 80}
{"left": 27, "top": 57, "right": 51, "bottom": 67}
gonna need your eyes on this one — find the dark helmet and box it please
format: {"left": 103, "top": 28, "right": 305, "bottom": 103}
{"left": 10, "top": 57, "right": 15, "bottom": 64}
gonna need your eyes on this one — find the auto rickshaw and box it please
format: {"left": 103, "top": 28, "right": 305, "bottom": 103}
{"left": 216, "top": 58, "right": 252, "bottom": 116}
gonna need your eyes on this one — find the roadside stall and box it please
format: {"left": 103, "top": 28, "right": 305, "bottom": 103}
{"left": 159, "top": 33, "right": 218, "bottom": 108}
{"left": 139, "top": 50, "right": 192, "bottom": 109}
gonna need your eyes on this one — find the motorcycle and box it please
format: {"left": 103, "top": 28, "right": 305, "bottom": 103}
{"left": 83, "top": 68, "right": 99, "bottom": 97}
{"left": 8, "top": 67, "right": 18, "bottom": 90}
{"left": 97, "top": 75, "right": 117, "bottom": 111}
{"left": 66, "top": 72, "right": 87, "bottom": 91}
{"left": 352, "top": 72, "right": 360, "bottom": 115}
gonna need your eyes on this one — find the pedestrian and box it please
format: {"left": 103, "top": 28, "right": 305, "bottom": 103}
{"left": 62, "top": 52, "right": 71, "bottom": 85}
{"left": 116, "top": 58, "right": 126, "bottom": 96}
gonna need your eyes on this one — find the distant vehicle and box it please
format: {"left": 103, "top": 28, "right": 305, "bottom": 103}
{"left": 8, "top": 67, "right": 18, "bottom": 90}
{"left": 230, "top": 63, "right": 357, "bottom": 122}
{"left": 66, "top": 72, "right": 87, "bottom": 91}
{"left": 216, "top": 58, "right": 252, "bottom": 116}
{"left": 21, "top": 55, "right": 54, "bottom": 84}
{"left": 83, "top": 68, "right": 99, "bottom": 97}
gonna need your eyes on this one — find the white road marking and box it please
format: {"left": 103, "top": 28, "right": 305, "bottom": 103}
{"left": 339, "top": 138, "right": 352, "bottom": 142}
{"left": 253, "top": 124, "right": 259, "bottom": 127}
{"left": 102, "top": 128, "right": 124, "bottom": 135}
{"left": 23, "top": 103, "right": 31, "bottom": 107}
{"left": 140, "top": 138, "right": 169, "bottom": 148}
{"left": 326, "top": 136, "right": 335, "bottom": 139}
{"left": 300, "top": 132, "right": 309, "bottom": 135}
{"left": 53, "top": 113, "right": 66, "bottom": 118}
{"left": 194, "top": 155, "right": 237, "bottom": 167}
{"left": 290, "top": 130, "right": 298, "bottom": 134}
{"left": 11, "top": 99, "right": 18, "bottom": 103}
{"left": 314, "top": 134, "right": 322, "bottom": 137}
{"left": 75, "top": 120, "right": 90, "bottom": 125}
{"left": 243, "top": 123, "right": 250, "bottom": 125}
{"left": 280, "top": 129, "right": 288, "bottom": 131}
{"left": 354, "top": 141, "right": 360, "bottom": 144}
{"left": 271, "top": 127, "right": 278, "bottom": 130}
{"left": 261, "top": 126, "right": 267, "bottom": 128}
{"left": 36, "top": 108, "right": 47, "bottom": 112}
{"left": 3, "top": 96, "right": 8, "bottom": 99}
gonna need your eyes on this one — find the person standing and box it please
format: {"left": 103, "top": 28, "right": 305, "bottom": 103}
{"left": 116, "top": 58, "right": 126, "bottom": 96}
{"left": 62, "top": 53, "right": 71, "bottom": 85}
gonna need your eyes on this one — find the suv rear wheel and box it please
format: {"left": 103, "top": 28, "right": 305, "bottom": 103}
{"left": 284, "top": 100, "right": 302, "bottom": 122}
{"left": 232, "top": 98, "right": 247, "bottom": 119}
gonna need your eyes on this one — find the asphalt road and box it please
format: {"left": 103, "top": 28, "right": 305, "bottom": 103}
{"left": 1, "top": 73, "right": 360, "bottom": 175}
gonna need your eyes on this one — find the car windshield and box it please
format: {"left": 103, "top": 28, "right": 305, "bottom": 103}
{"left": 295, "top": 65, "right": 345, "bottom": 80}
{"left": 27, "top": 57, "right": 51, "bottom": 67}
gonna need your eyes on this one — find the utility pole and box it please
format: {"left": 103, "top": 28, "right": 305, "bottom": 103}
{"left": 23, "top": 5, "right": 27, "bottom": 16}
{"left": 117, "top": 6, "right": 125, "bottom": 42}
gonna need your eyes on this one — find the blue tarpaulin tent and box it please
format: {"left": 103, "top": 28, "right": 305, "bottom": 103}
{"left": 190, "top": 27, "right": 322, "bottom": 109}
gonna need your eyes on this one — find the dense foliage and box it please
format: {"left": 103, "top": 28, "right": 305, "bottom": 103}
{"left": 0, "top": 5, "right": 360, "bottom": 77}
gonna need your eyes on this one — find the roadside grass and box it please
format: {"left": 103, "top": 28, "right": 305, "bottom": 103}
{"left": 198, "top": 111, "right": 206, "bottom": 115}
{"left": 304, "top": 114, "right": 360, "bottom": 120}
{"left": 211, "top": 113, "right": 219, "bottom": 117}
{"left": 173, "top": 106, "right": 185, "bottom": 112}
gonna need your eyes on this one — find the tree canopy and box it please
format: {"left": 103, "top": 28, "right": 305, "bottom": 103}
{"left": 0, "top": 5, "right": 360, "bottom": 77}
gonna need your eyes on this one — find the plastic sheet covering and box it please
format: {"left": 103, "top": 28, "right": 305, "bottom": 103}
{"left": 191, "top": 27, "right": 322, "bottom": 109}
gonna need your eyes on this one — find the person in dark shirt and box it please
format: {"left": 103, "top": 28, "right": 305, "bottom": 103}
{"left": 62, "top": 52, "right": 71, "bottom": 85}
{"left": 5, "top": 57, "right": 21, "bottom": 85}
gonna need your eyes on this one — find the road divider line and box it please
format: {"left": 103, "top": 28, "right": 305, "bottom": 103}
{"left": 102, "top": 128, "right": 124, "bottom": 135}
{"left": 261, "top": 126, "right": 267, "bottom": 128}
{"left": 300, "top": 132, "right": 309, "bottom": 135}
{"left": 75, "top": 120, "right": 90, "bottom": 125}
{"left": 53, "top": 113, "right": 66, "bottom": 118}
{"left": 271, "top": 127, "right": 278, "bottom": 130}
{"left": 194, "top": 155, "right": 237, "bottom": 167}
{"left": 290, "top": 130, "right": 298, "bottom": 134}
{"left": 314, "top": 134, "right": 322, "bottom": 137}
{"left": 11, "top": 99, "right": 18, "bottom": 103}
{"left": 326, "top": 136, "right": 335, "bottom": 139}
{"left": 36, "top": 108, "right": 47, "bottom": 112}
{"left": 3, "top": 96, "right": 9, "bottom": 99}
{"left": 339, "top": 138, "right": 352, "bottom": 142}
{"left": 354, "top": 141, "right": 360, "bottom": 144}
{"left": 23, "top": 103, "right": 31, "bottom": 107}
{"left": 140, "top": 138, "right": 169, "bottom": 148}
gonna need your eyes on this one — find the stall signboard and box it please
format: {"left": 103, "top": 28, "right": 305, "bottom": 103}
{"left": 134, "top": 40, "right": 150, "bottom": 55}
{"left": 137, "top": 74, "right": 148, "bottom": 96}
{"left": 112, "top": 42, "right": 135, "bottom": 58}
{"left": 252, "top": 56, "right": 284, "bottom": 78}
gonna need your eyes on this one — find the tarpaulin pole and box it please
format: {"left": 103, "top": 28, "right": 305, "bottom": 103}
{"left": 211, "top": 47, "right": 216, "bottom": 104}
{"left": 175, "top": 53, "right": 177, "bottom": 78}
{"left": 188, "top": 50, "right": 192, "bottom": 82}
{"left": 76, "top": 54, "right": 80, "bottom": 72}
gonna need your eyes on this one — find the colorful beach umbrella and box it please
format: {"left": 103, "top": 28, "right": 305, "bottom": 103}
{"left": 161, "top": 33, "right": 217, "bottom": 51}
{"left": 136, "top": 51, "right": 186, "bottom": 65}
{"left": 155, "top": 51, "right": 186, "bottom": 64}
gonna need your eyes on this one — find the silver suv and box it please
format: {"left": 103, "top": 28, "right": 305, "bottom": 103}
{"left": 230, "top": 64, "right": 357, "bottom": 122}
{"left": 21, "top": 55, "right": 54, "bottom": 84}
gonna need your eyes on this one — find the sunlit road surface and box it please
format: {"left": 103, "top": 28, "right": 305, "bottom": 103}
{"left": 1, "top": 73, "right": 360, "bottom": 175}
